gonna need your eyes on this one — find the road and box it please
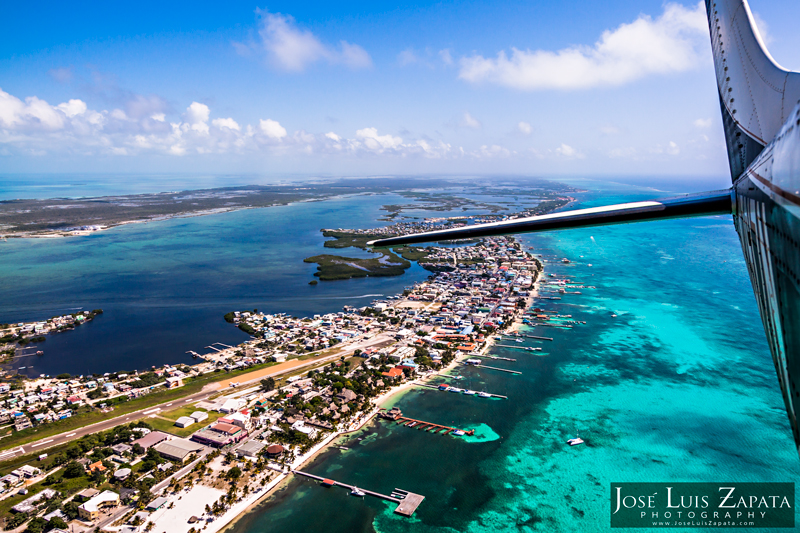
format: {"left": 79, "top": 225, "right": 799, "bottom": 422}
{"left": 0, "top": 331, "right": 396, "bottom": 461}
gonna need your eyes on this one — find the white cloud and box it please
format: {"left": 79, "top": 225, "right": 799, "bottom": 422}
{"left": 667, "top": 141, "right": 680, "bottom": 155}
{"left": 459, "top": 2, "right": 707, "bottom": 90}
{"left": 555, "top": 143, "right": 585, "bottom": 159}
{"left": 212, "top": 117, "right": 241, "bottom": 131}
{"left": 460, "top": 112, "right": 482, "bottom": 129}
{"left": 151, "top": 113, "right": 166, "bottom": 122}
{"left": 693, "top": 118, "right": 712, "bottom": 128}
{"left": 184, "top": 102, "right": 210, "bottom": 134}
{"left": 56, "top": 99, "right": 87, "bottom": 118}
{"left": 253, "top": 10, "right": 372, "bottom": 71}
{"left": 355, "top": 127, "right": 403, "bottom": 152}
{"left": 259, "top": 119, "right": 287, "bottom": 139}
{"left": 325, "top": 132, "right": 341, "bottom": 142}
{"left": 517, "top": 121, "right": 532, "bottom": 134}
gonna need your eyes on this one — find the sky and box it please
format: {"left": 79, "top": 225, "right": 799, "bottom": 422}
{"left": 2, "top": 0, "right": 800, "bottom": 179}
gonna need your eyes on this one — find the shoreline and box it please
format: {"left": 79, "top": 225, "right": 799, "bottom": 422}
{"left": 214, "top": 250, "right": 545, "bottom": 532}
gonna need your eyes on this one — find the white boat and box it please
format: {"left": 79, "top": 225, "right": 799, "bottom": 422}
{"left": 452, "top": 430, "right": 466, "bottom": 436}
{"left": 449, "top": 387, "right": 463, "bottom": 393}
{"left": 351, "top": 487, "right": 365, "bottom": 497}
{"left": 463, "top": 390, "right": 476, "bottom": 395}
{"left": 567, "top": 429, "right": 584, "bottom": 446}
{"left": 478, "top": 392, "right": 492, "bottom": 398}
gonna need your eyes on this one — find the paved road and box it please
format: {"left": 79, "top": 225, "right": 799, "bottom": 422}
{"left": 0, "top": 331, "right": 395, "bottom": 461}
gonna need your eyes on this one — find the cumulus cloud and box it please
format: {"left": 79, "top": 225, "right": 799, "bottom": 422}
{"left": 0, "top": 88, "right": 477, "bottom": 162}
{"left": 212, "top": 117, "right": 240, "bottom": 131}
{"left": 459, "top": 2, "right": 707, "bottom": 90}
{"left": 555, "top": 143, "right": 585, "bottom": 159}
{"left": 460, "top": 112, "right": 482, "bottom": 129}
{"left": 249, "top": 10, "right": 372, "bottom": 71}
{"left": 517, "top": 121, "right": 532, "bottom": 134}
{"left": 259, "top": 118, "right": 287, "bottom": 139}
{"left": 693, "top": 118, "right": 712, "bottom": 128}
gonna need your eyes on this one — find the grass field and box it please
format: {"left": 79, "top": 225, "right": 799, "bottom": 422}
{"left": 146, "top": 407, "right": 225, "bottom": 438}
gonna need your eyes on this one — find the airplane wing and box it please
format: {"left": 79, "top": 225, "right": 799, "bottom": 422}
{"left": 368, "top": 189, "right": 733, "bottom": 247}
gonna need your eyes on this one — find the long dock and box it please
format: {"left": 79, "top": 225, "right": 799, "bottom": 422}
{"left": 463, "top": 363, "right": 522, "bottom": 375}
{"left": 414, "top": 383, "right": 508, "bottom": 399}
{"left": 468, "top": 353, "right": 516, "bottom": 362}
{"left": 392, "top": 415, "right": 474, "bottom": 435}
{"left": 292, "top": 470, "right": 425, "bottom": 516}
{"left": 495, "top": 344, "right": 542, "bottom": 352}
{"left": 506, "top": 333, "right": 553, "bottom": 341}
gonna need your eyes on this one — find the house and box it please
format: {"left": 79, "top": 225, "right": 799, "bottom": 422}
{"left": 165, "top": 376, "right": 183, "bottom": 389}
{"left": 381, "top": 368, "right": 404, "bottom": 379}
{"left": 88, "top": 461, "right": 107, "bottom": 473}
{"left": 335, "top": 388, "right": 357, "bottom": 402}
{"left": 146, "top": 496, "right": 168, "bottom": 512}
{"left": 111, "top": 443, "right": 132, "bottom": 455}
{"left": 113, "top": 468, "right": 131, "bottom": 481}
{"left": 78, "top": 491, "right": 119, "bottom": 521}
{"left": 265, "top": 444, "right": 285, "bottom": 457}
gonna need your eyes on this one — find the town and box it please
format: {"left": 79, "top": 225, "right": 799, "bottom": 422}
{"left": 0, "top": 233, "right": 544, "bottom": 532}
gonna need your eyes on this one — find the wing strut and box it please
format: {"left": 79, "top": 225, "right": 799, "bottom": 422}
{"left": 368, "top": 189, "right": 733, "bottom": 247}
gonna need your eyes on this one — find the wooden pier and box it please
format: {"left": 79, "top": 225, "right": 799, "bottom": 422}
{"left": 468, "top": 353, "right": 516, "bottom": 362}
{"left": 393, "top": 415, "right": 474, "bottom": 435}
{"left": 463, "top": 362, "right": 522, "bottom": 375}
{"left": 495, "top": 344, "right": 542, "bottom": 352}
{"left": 293, "top": 470, "right": 425, "bottom": 516}
{"left": 414, "top": 383, "right": 508, "bottom": 399}
{"left": 506, "top": 333, "right": 553, "bottom": 341}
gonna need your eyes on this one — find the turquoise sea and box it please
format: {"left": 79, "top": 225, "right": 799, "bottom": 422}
{"left": 223, "top": 180, "right": 799, "bottom": 532}
{"left": 1, "top": 175, "right": 797, "bottom": 530}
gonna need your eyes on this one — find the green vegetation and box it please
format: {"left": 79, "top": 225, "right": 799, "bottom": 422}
{"left": 146, "top": 407, "right": 224, "bottom": 438}
{"left": 320, "top": 230, "right": 386, "bottom": 250}
{"left": 392, "top": 246, "right": 432, "bottom": 262}
{"left": 223, "top": 312, "right": 236, "bottom": 323}
{"left": 238, "top": 323, "right": 257, "bottom": 336}
{"left": 304, "top": 252, "right": 411, "bottom": 281}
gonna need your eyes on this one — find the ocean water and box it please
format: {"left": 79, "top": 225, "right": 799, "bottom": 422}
{"left": 0, "top": 179, "right": 553, "bottom": 377}
{"left": 0, "top": 193, "right": 435, "bottom": 377}
{"left": 227, "top": 184, "right": 800, "bottom": 532}
{"left": 2, "top": 175, "right": 797, "bottom": 530}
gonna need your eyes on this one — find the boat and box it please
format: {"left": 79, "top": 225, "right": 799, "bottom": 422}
{"left": 452, "top": 430, "right": 466, "bottom": 436}
{"left": 449, "top": 387, "right": 463, "bottom": 393}
{"left": 567, "top": 429, "right": 584, "bottom": 446}
{"left": 478, "top": 392, "right": 492, "bottom": 398}
{"left": 408, "top": 421, "right": 417, "bottom": 427}
{"left": 463, "top": 390, "right": 476, "bottom": 395}
{"left": 350, "top": 487, "right": 365, "bottom": 497}
{"left": 516, "top": 339, "right": 524, "bottom": 343}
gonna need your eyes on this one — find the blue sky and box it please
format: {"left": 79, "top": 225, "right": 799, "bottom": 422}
{"left": 2, "top": 1, "right": 800, "bottom": 178}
